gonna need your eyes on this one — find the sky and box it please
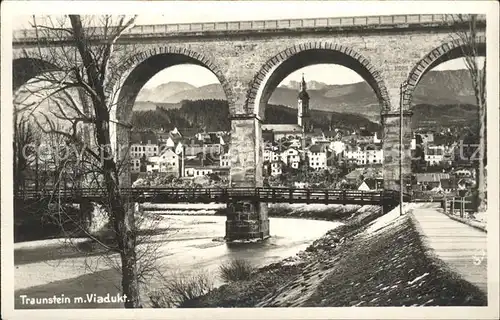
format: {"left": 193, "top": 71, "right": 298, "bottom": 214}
{"left": 142, "top": 59, "right": 471, "bottom": 89}
{"left": 10, "top": 1, "right": 483, "bottom": 89}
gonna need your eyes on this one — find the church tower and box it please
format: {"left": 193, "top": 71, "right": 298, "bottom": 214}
{"left": 297, "top": 74, "right": 310, "bottom": 132}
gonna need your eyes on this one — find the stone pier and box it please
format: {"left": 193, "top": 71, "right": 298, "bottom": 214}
{"left": 226, "top": 114, "right": 270, "bottom": 241}
{"left": 225, "top": 201, "right": 270, "bottom": 241}
{"left": 381, "top": 110, "right": 413, "bottom": 193}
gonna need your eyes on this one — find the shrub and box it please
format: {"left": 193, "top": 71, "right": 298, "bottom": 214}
{"left": 149, "top": 271, "right": 214, "bottom": 308}
{"left": 219, "top": 258, "right": 255, "bottom": 282}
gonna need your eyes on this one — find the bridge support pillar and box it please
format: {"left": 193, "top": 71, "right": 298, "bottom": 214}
{"left": 225, "top": 201, "right": 269, "bottom": 241}
{"left": 381, "top": 110, "right": 413, "bottom": 193}
{"left": 226, "top": 114, "right": 269, "bottom": 241}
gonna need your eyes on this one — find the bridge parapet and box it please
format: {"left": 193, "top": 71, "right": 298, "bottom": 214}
{"left": 12, "top": 14, "right": 485, "bottom": 43}
{"left": 14, "top": 187, "right": 407, "bottom": 205}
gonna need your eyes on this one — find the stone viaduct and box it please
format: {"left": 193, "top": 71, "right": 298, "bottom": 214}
{"left": 12, "top": 14, "right": 486, "bottom": 241}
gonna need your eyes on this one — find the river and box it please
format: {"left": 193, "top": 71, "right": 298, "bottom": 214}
{"left": 14, "top": 214, "right": 341, "bottom": 308}
{"left": 150, "top": 215, "right": 342, "bottom": 284}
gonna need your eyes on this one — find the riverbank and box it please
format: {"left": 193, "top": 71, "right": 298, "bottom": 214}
{"left": 143, "top": 203, "right": 371, "bottom": 220}
{"left": 181, "top": 204, "right": 487, "bottom": 307}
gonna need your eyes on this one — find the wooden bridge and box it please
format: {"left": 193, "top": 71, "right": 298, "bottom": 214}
{"left": 14, "top": 187, "right": 410, "bottom": 206}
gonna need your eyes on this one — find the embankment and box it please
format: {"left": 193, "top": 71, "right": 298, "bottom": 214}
{"left": 181, "top": 204, "right": 487, "bottom": 307}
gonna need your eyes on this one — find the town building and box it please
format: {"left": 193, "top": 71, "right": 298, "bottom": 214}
{"left": 357, "top": 178, "right": 383, "bottom": 191}
{"left": 220, "top": 150, "right": 231, "bottom": 168}
{"left": 414, "top": 172, "right": 451, "bottom": 190}
{"left": 425, "top": 145, "right": 445, "bottom": 166}
{"left": 130, "top": 158, "right": 142, "bottom": 173}
{"left": 130, "top": 141, "right": 159, "bottom": 159}
{"left": 270, "top": 161, "right": 283, "bottom": 176}
{"left": 264, "top": 148, "right": 280, "bottom": 162}
{"left": 364, "top": 147, "right": 384, "bottom": 165}
{"left": 146, "top": 148, "right": 179, "bottom": 176}
{"left": 307, "top": 144, "right": 329, "bottom": 170}
{"left": 280, "top": 147, "right": 301, "bottom": 169}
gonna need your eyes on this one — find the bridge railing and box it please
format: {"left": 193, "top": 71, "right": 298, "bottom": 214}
{"left": 14, "top": 187, "right": 405, "bottom": 205}
{"left": 13, "top": 14, "right": 484, "bottom": 42}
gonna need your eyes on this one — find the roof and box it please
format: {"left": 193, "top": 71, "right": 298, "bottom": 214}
{"left": 415, "top": 173, "right": 450, "bottom": 182}
{"left": 323, "top": 130, "right": 339, "bottom": 138}
{"left": 130, "top": 131, "right": 158, "bottom": 144}
{"left": 427, "top": 147, "right": 444, "bottom": 156}
{"left": 219, "top": 134, "right": 231, "bottom": 144}
{"left": 262, "top": 124, "right": 302, "bottom": 133}
{"left": 440, "top": 179, "right": 455, "bottom": 189}
{"left": 281, "top": 147, "right": 300, "bottom": 154}
{"left": 184, "top": 158, "right": 203, "bottom": 167}
{"left": 308, "top": 144, "right": 327, "bottom": 153}
{"left": 198, "top": 133, "right": 220, "bottom": 144}
{"left": 344, "top": 167, "right": 383, "bottom": 180}
{"left": 158, "top": 147, "right": 177, "bottom": 157}
{"left": 363, "top": 179, "right": 378, "bottom": 190}
{"left": 178, "top": 128, "right": 199, "bottom": 138}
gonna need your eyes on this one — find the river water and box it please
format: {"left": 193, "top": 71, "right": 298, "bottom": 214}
{"left": 150, "top": 215, "right": 341, "bottom": 285}
{"left": 14, "top": 214, "right": 341, "bottom": 308}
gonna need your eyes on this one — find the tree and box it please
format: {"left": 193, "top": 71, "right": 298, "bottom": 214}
{"left": 449, "top": 14, "right": 486, "bottom": 212}
{"left": 16, "top": 15, "right": 146, "bottom": 307}
{"left": 13, "top": 113, "right": 39, "bottom": 192}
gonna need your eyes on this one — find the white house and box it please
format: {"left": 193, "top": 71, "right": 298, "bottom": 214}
{"left": 280, "top": 147, "right": 300, "bottom": 169}
{"left": 364, "top": 148, "right": 383, "bottom": 164}
{"left": 146, "top": 148, "right": 179, "bottom": 175}
{"left": 343, "top": 147, "right": 364, "bottom": 165}
{"left": 264, "top": 148, "right": 280, "bottom": 162}
{"left": 220, "top": 152, "right": 231, "bottom": 167}
{"left": 130, "top": 158, "right": 142, "bottom": 173}
{"left": 329, "top": 141, "right": 346, "bottom": 155}
{"left": 425, "top": 145, "right": 445, "bottom": 166}
{"left": 307, "top": 144, "right": 328, "bottom": 170}
{"left": 454, "top": 168, "right": 473, "bottom": 178}
{"left": 130, "top": 141, "right": 159, "bottom": 159}
{"left": 270, "top": 161, "right": 283, "bottom": 176}
{"left": 184, "top": 166, "right": 214, "bottom": 178}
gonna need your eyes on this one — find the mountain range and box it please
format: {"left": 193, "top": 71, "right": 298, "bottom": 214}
{"left": 133, "top": 69, "right": 477, "bottom": 123}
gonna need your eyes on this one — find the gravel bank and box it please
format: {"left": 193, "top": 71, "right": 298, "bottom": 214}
{"left": 180, "top": 205, "right": 487, "bottom": 307}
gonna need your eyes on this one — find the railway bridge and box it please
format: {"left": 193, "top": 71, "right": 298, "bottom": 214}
{"left": 15, "top": 187, "right": 410, "bottom": 240}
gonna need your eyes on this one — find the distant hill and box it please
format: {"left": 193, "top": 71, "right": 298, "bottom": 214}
{"left": 136, "top": 81, "right": 196, "bottom": 102}
{"left": 411, "top": 103, "right": 479, "bottom": 129}
{"left": 134, "top": 69, "right": 476, "bottom": 122}
{"left": 131, "top": 99, "right": 380, "bottom": 133}
{"left": 157, "top": 83, "right": 226, "bottom": 103}
{"left": 133, "top": 101, "right": 182, "bottom": 112}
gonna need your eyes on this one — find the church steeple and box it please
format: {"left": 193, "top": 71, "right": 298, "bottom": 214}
{"left": 297, "top": 73, "right": 310, "bottom": 132}
{"left": 298, "top": 73, "right": 309, "bottom": 100}
{"left": 300, "top": 73, "right": 307, "bottom": 92}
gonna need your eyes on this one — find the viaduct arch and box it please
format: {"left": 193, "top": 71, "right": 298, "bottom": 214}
{"left": 247, "top": 42, "right": 391, "bottom": 120}
{"left": 12, "top": 14, "right": 487, "bottom": 241}
{"left": 404, "top": 36, "right": 486, "bottom": 109}
{"left": 108, "top": 46, "right": 233, "bottom": 186}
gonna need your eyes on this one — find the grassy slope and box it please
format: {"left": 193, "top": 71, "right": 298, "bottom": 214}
{"left": 181, "top": 208, "right": 486, "bottom": 307}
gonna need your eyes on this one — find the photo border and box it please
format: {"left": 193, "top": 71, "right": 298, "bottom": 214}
{"left": 1, "top": 1, "right": 499, "bottom": 319}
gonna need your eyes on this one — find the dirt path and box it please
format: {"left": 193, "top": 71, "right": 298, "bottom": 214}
{"left": 410, "top": 203, "right": 487, "bottom": 294}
